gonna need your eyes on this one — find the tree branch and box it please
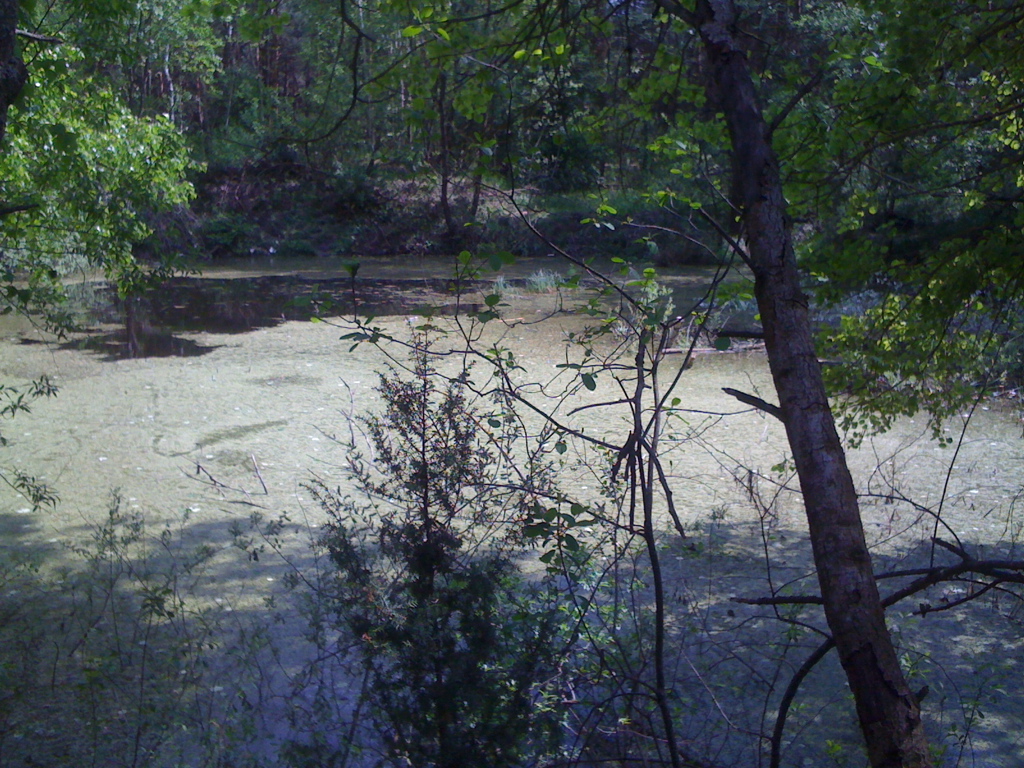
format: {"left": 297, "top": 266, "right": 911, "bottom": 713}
{"left": 652, "top": 0, "right": 697, "bottom": 26}
{"left": 0, "top": 202, "right": 38, "bottom": 217}
{"left": 767, "top": 66, "right": 824, "bottom": 137}
{"left": 721, "top": 387, "right": 783, "bottom": 421}
{"left": 732, "top": 594, "right": 822, "bottom": 605}
{"left": 770, "top": 638, "right": 835, "bottom": 768}
{"left": 15, "top": 29, "right": 62, "bottom": 44}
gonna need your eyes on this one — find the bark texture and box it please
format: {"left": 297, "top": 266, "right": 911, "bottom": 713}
{"left": 0, "top": 0, "right": 25, "bottom": 145}
{"left": 693, "top": 2, "right": 932, "bottom": 766}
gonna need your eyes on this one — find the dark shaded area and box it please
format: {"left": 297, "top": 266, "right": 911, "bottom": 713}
{"left": 63, "top": 275, "right": 496, "bottom": 359}
{"left": 178, "top": 164, "right": 727, "bottom": 267}
{"left": 0, "top": 508, "right": 293, "bottom": 767}
{"left": 87, "top": 275, "right": 490, "bottom": 331}
{"left": 658, "top": 519, "right": 1024, "bottom": 768}
{"left": 60, "top": 328, "right": 222, "bottom": 360}
{"left": 2, "top": 499, "right": 1021, "bottom": 766}
{"left": 55, "top": 267, "right": 754, "bottom": 360}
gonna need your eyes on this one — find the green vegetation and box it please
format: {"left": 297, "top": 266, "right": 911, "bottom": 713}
{"left": 2, "top": 1, "right": 1024, "bottom": 767}
{"left": 1, "top": 45, "right": 193, "bottom": 321}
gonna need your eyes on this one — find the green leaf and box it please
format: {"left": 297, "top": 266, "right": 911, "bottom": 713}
{"left": 48, "top": 123, "right": 78, "bottom": 152}
{"left": 402, "top": 25, "right": 424, "bottom": 37}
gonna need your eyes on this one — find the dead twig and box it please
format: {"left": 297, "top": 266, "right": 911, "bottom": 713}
{"left": 251, "top": 454, "right": 268, "bottom": 495}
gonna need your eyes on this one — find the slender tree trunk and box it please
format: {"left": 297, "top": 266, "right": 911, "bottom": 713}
{"left": 692, "top": 2, "right": 931, "bottom": 766}
{"left": 436, "top": 72, "right": 457, "bottom": 238}
{"left": 0, "top": 0, "right": 26, "bottom": 146}
{"left": 469, "top": 171, "right": 482, "bottom": 222}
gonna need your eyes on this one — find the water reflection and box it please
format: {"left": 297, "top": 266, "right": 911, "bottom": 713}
{"left": 66, "top": 274, "right": 490, "bottom": 358}
{"left": 61, "top": 258, "right": 754, "bottom": 359}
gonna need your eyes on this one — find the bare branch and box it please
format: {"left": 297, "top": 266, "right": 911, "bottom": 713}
{"left": 15, "top": 29, "right": 62, "bottom": 44}
{"left": 652, "top": 0, "right": 698, "bottom": 26}
{"left": 732, "top": 594, "right": 823, "bottom": 606}
{"left": 767, "top": 67, "right": 824, "bottom": 136}
{"left": 722, "top": 387, "right": 783, "bottom": 421}
{"left": 769, "top": 638, "right": 836, "bottom": 768}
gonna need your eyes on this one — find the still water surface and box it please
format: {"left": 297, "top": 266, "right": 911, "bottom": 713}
{"left": 3, "top": 258, "right": 1015, "bottom": 553}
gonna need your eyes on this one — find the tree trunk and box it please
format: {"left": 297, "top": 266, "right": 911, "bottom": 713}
{"left": 0, "top": 0, "right": 26, "bottom": 145}
{"left": 692, "top": 2, "right": 932, "bottom": 766}
{"left": 436, "top": 72, "right": 457, "bottom": 239}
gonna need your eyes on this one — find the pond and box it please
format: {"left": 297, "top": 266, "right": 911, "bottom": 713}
{"left": 1, "top": 255, "right": 771, "bottom": 547}
{"left": 1, "top": 254, "right": 1022, "bottom": 766}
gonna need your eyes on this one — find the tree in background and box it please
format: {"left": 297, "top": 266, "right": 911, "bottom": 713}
{"left": 787, "top": 2, "right": 1024, "bottom": 443}
{"left": 0, "top": 46, "right": 193, "bottom": 309}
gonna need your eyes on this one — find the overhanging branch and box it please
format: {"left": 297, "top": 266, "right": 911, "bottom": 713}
{"left": 722, "top": 387, "right": 783, "bottom": 421}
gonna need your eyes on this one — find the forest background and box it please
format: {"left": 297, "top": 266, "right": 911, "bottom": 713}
{"left": 1, "top": 1, "right": 1024, "bottom": 767}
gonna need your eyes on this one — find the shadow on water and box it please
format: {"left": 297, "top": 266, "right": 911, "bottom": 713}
{"left": 60, "top": 328, "right": 224, "bottom": 359}
{"left": 657, "top": 521, "right": 1024, "bottom": 767}
{"left": 3, "top": 501, "right": 1020, "bottom": 765}
{"left": 0, "top": 510, "right": 44, "bottom": 545}
{"left": 63, "top": 274, "right": 493, "bottom": 359}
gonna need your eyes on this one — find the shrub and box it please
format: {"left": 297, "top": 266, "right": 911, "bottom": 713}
{"left": 303, "top": 342, "right": 568, "bottom": 768}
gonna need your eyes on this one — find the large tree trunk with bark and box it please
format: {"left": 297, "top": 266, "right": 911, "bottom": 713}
{"left": 692, "top": 2, "right": 932, "bottom": 766}
{"left": 0, "top": 0, "right": 25, "bottom": 145}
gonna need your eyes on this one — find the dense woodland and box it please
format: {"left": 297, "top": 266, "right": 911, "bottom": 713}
{"left": 1, "top": 1, "right": 1024, "bottom": 767}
